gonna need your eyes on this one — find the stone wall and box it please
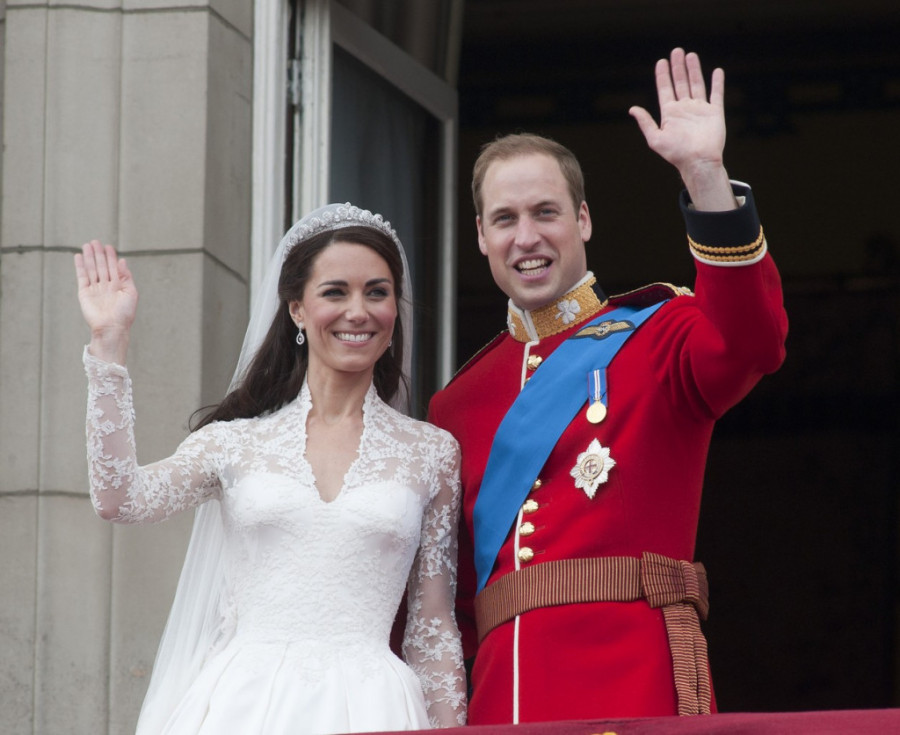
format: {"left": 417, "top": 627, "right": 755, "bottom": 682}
{"left": 0, "top": 2, "right": 253, "bottom": 732}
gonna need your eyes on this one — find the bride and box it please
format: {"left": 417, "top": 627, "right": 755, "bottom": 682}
{"left": 75, "top": 203, "right": 466, "bottom": 733}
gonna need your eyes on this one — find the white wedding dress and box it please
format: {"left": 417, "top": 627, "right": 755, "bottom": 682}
{"left": 84, "top": 351, "right": 466, "bottom": 733}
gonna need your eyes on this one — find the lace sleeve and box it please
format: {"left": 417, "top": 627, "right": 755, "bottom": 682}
{"left": 84, "top": 348, "right": 221, "bottom": 524}
{"left": 402, "top": 432, "right": 467, "bottom": 727}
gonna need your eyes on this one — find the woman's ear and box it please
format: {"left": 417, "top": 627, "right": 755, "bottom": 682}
{"left": 288, "top": 300, "right": 304, "bottom": 325}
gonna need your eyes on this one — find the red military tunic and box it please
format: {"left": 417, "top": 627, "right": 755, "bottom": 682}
{"left": 428, "top": 185, "right": 788, "bottom": 724}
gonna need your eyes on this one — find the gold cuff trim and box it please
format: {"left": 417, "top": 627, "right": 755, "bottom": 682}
{"left": 688, "top": 227, "right": 765, "bottom": 263}
{"left": 508, "top": 277, "right": 607, "bottom": 342}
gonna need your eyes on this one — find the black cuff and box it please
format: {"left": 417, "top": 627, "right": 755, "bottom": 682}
{"left": 680, "top": 183, "right": 765, "bottom": 263}
{"left": 680, "top": 183, "right": 761, "bottom": 248}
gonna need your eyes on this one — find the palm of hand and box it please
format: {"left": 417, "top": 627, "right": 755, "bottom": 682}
{"left": 75, "top": 241, "right": 138, "bottom": 335}
{"left": 629, "top": 50, "right": 728, "bottom": 180}
{"left": 78, "top": 276, "right": 137, "bottom": 333}
{"left": 650, "top": 97, "right": 726, "bottom": 170}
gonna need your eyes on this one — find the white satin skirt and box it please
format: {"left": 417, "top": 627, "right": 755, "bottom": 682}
{"left": 155, "top": 638, "right": 431, "bottom": 735}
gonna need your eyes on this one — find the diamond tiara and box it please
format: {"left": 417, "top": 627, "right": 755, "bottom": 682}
{"left": 284, "top": 202, "right": 402, "bottom": 257}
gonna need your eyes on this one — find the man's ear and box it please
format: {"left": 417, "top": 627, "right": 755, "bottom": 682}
{"left": 578, "top": 201, "right": 593, "bottom": 242}
{"left": 476, "top": 216, "right": 488, "bottom": 256}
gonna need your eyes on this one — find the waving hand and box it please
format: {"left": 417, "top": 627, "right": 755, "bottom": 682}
{"left": 74, "top": 240, "right": 138, "bottom": 364}
{"left": 629, "top": 48, "right": 736, "bottom": 211}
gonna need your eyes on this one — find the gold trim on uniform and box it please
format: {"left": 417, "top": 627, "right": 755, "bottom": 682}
{"left": 688, "top": 227, "right": 765, "bottom": 263}
{"left": 610, "top": 282, "right": 693, "bottom": 304}
{"left": 507, "top": 277, "right": 608, "bottom": 343}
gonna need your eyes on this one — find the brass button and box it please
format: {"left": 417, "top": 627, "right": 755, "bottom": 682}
{"left": 527, "top": 354, "right": 543, "bottom": 370}
{"left": 518, "top": 547, "right": 535, "bottom": 563}
{"left": 519, "top": 521, "right": 535, "bottom": 537}
{"left": 531, "top": 478, "right": 542, "bottom": 491}
{"left": 522, "top": 499, "right": 539, "bottom": 514}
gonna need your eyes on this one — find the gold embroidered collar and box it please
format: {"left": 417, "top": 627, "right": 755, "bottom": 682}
{"left": 507, "top": 275, "right": 608, "bottom": 343}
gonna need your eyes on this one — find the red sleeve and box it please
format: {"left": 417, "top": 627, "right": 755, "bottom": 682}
{"left": 650, "top": 184, "right": 788, "bottom": 419}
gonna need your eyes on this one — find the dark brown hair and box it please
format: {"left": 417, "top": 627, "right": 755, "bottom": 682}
{"left": 471, "top": 133, "right": 586, "bottom": 217}
{"left": 191, "top": 226, "right": 406, "bottom": 430}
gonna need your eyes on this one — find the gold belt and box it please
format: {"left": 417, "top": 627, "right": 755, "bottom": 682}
{"left": 473, "top": 552, "right": 711, "bottom": 716}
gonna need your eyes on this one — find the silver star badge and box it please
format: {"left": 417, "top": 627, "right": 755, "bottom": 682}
{"left": 570, "top": 438, "right": 616, "bottom": 498}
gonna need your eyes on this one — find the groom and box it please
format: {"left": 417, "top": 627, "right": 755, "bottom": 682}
{"left": 429, "top": 48, "right": 788, "bottom": 723}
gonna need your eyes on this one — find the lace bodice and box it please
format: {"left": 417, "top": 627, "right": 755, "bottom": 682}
{"left": 84, "top": 350, "right": 466, "bottom": 727}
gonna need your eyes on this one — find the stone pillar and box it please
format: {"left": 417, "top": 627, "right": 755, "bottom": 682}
{"left": 0, "top": 2, "right": 253, "bottom": 732}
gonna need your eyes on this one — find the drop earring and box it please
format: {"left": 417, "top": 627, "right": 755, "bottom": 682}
{"left": 295, "top": 324, "right": 306, "bottom": 346}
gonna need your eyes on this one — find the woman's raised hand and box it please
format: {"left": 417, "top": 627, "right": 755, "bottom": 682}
{"left": 74, "top": 240, "right": 138, "bottom": 364}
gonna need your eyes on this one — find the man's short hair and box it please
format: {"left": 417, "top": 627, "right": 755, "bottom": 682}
{"left": 471, "top": 133, "right": 586, "bottom": 217}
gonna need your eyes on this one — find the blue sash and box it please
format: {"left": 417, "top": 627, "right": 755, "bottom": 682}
{"left": 473, "top": 302, "right": 665, "bottom": 592}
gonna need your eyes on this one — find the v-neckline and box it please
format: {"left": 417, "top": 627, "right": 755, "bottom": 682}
{"left": 300, "top": 382, "right": 371, "bottom": 504}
